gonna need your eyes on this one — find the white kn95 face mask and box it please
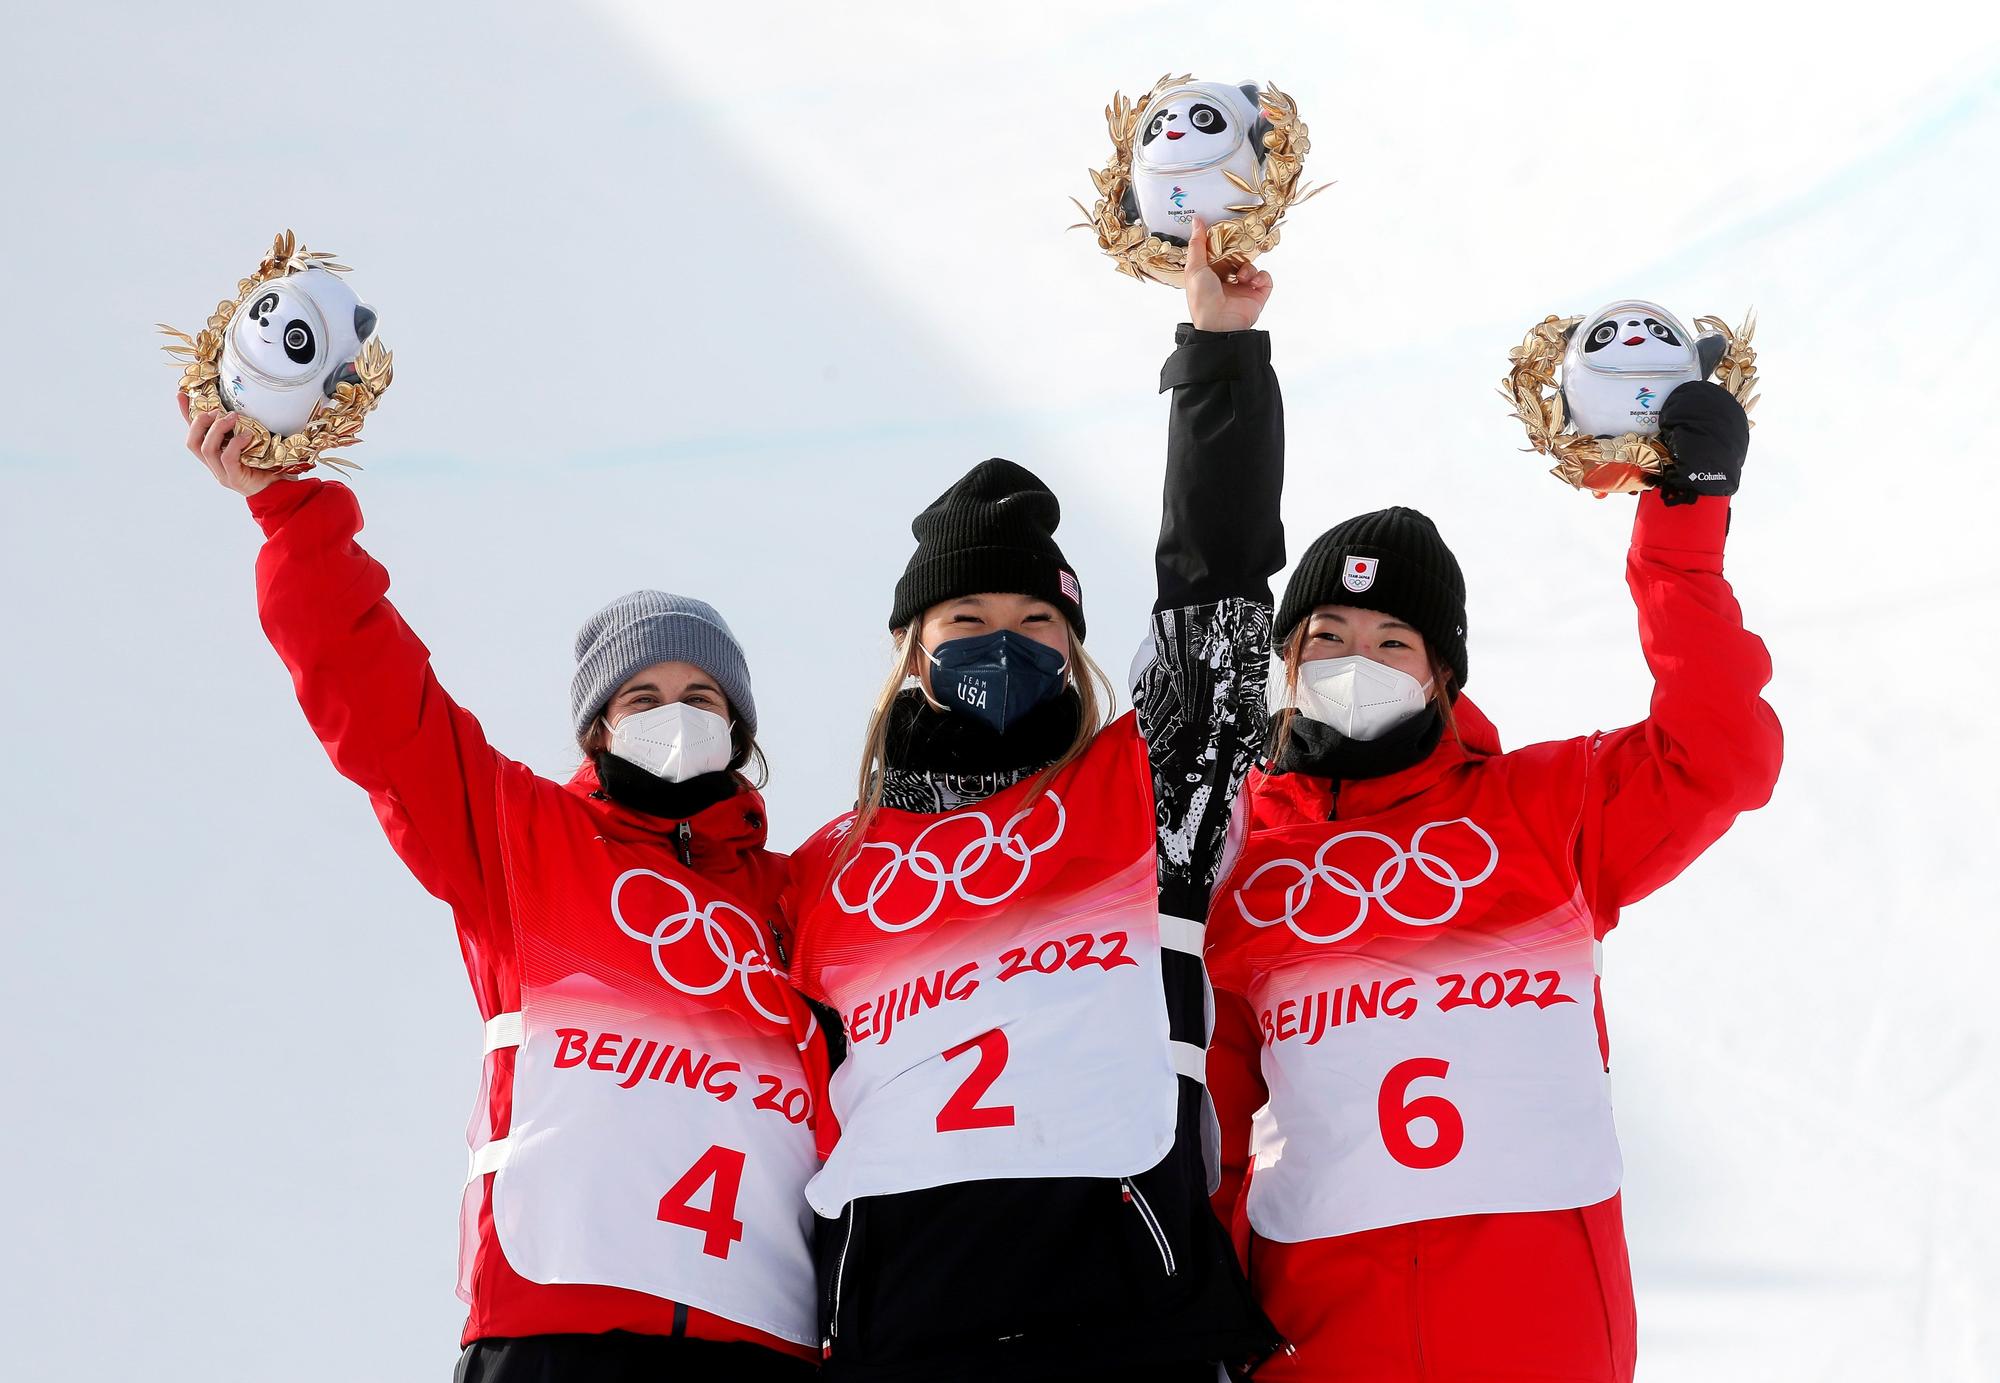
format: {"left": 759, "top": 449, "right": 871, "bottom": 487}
{"left": 1292, "top": 655, "right": 1432, "bottom": 742}
{"left": 606, "top": 702, "right": 734, "bottom": 782}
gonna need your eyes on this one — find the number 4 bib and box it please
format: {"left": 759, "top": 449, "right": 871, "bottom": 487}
{"left": 480, "top": 794, "right": 823, "bottom": 1346}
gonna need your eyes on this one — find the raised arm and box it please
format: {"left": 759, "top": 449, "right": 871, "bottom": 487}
{"left": 182, "top": 400, "right": 518, "bottom": 937}
{"left": 1579, "top": 384, "right": 1783, "bottom": 929}
{"left": 1133, "top": 223, "right": 1287, "bottom": 909}
{"left": 1153, "top": 227, "right": 1286, "bottom": 612}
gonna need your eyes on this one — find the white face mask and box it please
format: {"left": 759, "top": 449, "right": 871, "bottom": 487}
{"left": 606, "top": 702, "right": 734, "bottom": 782}
{"left": 1292, "top": 655, "right": 1432, "bottom": 742}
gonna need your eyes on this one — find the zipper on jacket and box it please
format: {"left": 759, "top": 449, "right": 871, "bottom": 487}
{"left": 1409, "top": 1228, "right": 1427, "bottom": 1379}
{"left": 1120, "top": 1177, "right": 1177, "bottom": 1277}
{"left": 828, "top": 1202, "right": 856, "bottom": 1346}
{"left": 673, "top": 819, "right": 693, "bottom": 867}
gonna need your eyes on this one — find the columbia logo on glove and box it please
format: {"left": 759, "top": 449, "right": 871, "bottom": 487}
{"left": 1656, "top": 380, "right": 1752, "bottom": 506}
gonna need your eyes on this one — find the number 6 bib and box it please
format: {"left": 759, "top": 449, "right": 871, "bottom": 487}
{"left": 789, "top": 715, "right": 1184, "bottom": 1215}
{"left": 1209, "top": 769, "right": 1623, "bottom": 1243}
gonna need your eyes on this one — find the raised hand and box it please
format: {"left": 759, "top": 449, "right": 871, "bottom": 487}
{"left": 1655, "top": 381, "right": 1750, "bottom": 506}
{"left": 178, "top": 393, "right": 284, "bottom": 498}
{"left": 1183, "top": 217, "right": 1274, "bottom": 333}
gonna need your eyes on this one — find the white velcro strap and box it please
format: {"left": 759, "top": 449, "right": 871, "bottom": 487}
{"left": 1593, "top": 941, "right": 1606, "bottom": 976}
{"left": 483, "top": 1011, "right": 524, "bottom": 1054}
{"left": 466, "top": 1136, "right": 513, "bottom": 1183}
{"left": 1170, "top": 1040, "right": 1208, "bottom": 1084}
{"left": 1159, "top": 914, "right": 1206, "bottom": 957}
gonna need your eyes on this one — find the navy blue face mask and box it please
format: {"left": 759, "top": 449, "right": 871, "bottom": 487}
{"left": 923, "top": 629, "right": 1070, "bottom": 735}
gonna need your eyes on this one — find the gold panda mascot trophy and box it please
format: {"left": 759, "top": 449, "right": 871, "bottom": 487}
{"left": 161, "top": 230, "right": 392, "bottom": 474}
{"left": 1504, "top": 300, "right": 1759, "bottom": 495}
{"left": 1076, "top": 73, "right": 1320, "bottom": 285}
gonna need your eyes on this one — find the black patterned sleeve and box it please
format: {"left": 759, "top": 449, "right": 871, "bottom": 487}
{"left": 1133, "top": 325, "right": 1285, "bottom": 912}
{"left": 1133, "top": 599, "right": 1274, "bottom": 911}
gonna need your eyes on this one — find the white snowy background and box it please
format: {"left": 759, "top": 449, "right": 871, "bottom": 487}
{"left": 2, "top": 2, "right": 1996, "bottom": 1379}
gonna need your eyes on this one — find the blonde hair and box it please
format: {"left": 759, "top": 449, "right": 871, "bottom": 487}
{"left": 1267, "top": 619, "right": 1458, "bottom": 769}
{"left": 838, "top": 618, "right": 1112, "bottom": 867}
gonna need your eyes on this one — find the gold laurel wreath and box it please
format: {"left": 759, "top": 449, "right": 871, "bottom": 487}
{"left": 1502, "top": 311, "right": 1760, "bottom": 494}
{"left": 1073, "top": 73, "right": 1323, "bottom": 286}
{"left": 159, "top": 229, "right": 393, "bottom": 475}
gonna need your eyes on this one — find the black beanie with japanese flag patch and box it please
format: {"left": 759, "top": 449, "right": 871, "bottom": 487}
{"left": 1277, "top": 506, "right": 1469, "bottom": 693}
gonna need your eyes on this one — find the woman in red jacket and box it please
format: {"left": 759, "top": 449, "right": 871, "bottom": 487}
{"left": 179, "top": 398, "right": 828, "bottom": 1382}
{"left": 1205, "top": 381, "right": 1781, "bottom": 1381}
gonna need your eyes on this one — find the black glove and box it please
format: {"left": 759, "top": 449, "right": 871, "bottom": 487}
{"left": 1655, "top": 380, "right": 1750, "bottom": 506}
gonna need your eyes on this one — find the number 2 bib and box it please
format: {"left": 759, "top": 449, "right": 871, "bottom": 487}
{"left": 478, "top": 791, "right": 822, "bottom": 1346}
{"left": 790, "top": 715, "right": 1184, "bottom": 1216}
{"left": 1210, "top": 763, "right": 1622, "bottom": 1243}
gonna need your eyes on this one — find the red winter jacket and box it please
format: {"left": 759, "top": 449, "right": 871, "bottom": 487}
{"left": 1206, "top": 491, "right": 1782, "bottom": 1382}
{"left": 248, "top": 478, "right": 815, "bottom": 1358}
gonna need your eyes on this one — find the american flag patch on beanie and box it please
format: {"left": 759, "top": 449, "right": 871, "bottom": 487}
{"left": 1059, "top": 570, "right": 1081, "bottom": 603}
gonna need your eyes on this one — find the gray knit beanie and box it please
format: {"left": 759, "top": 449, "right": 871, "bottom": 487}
{"left": 570, "top": 591, "right": 756, "bottom": 743}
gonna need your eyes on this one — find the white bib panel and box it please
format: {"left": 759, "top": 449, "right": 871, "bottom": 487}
{"left": 805, "top": 850, "right": 1178, "bottom": 1215}
{"left": 1245, "top": 894, "right": 1620, "bottom": 1242}
{"left": 491, "top": 1003, "right": 820, "bottom": 1345}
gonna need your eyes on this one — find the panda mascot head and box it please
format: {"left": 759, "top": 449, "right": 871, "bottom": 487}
{"left": 1559, "top": 300, "right": 1727, "bottom": 438}
{"left": 1124, "top": 81, "right": 1273, "bottom": 246}
{"left": 218, "top": 266, "right": 379, "bottom": 438}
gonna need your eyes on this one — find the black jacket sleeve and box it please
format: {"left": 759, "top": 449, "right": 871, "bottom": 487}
{"left": 1135, "top": 325, "right": 1285, "bottom": 907}
{"left": 1154, "top": 324, "right": 1286, "bottom": 611}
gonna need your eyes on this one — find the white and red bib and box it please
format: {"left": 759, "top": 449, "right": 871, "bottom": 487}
{"left": 789, "top": 714, "right": 1187, "bottom": 1215}
{"left": 1209, "top": 755, "right": 1622, "bottom": 1243}
{"left": 475, "top": 789, "right": 822, "bottom": 1346}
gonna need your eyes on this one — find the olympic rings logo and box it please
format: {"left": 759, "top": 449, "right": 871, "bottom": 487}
{"left": 1233, "top": 817, "right": 1500, "bottom": 945}
{"left": 610, "top": 868, "right": 789, "bottom": 1025}
{"left": 831, "top": 792, "right": 1067, "bottom": 933}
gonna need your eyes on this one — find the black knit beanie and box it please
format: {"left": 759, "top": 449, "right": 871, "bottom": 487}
{"left": 890, "top": 458, "right": 1086, "bottom": 637}
{"left": 1276, "top": 506, "right": 1469, "bottom": 693}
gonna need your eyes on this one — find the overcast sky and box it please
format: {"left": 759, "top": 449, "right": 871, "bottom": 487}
{"left": 2, "top": 3, "right": 1996, "bottom": 1379}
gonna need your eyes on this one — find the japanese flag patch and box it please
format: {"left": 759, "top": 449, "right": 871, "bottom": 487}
{"left": 1342, "top": 555, "right": 1379, "bottom": 593}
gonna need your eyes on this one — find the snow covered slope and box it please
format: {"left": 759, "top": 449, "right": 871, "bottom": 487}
{"left": 1, "top": 3, "right": 1994, "bottom": 1378}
